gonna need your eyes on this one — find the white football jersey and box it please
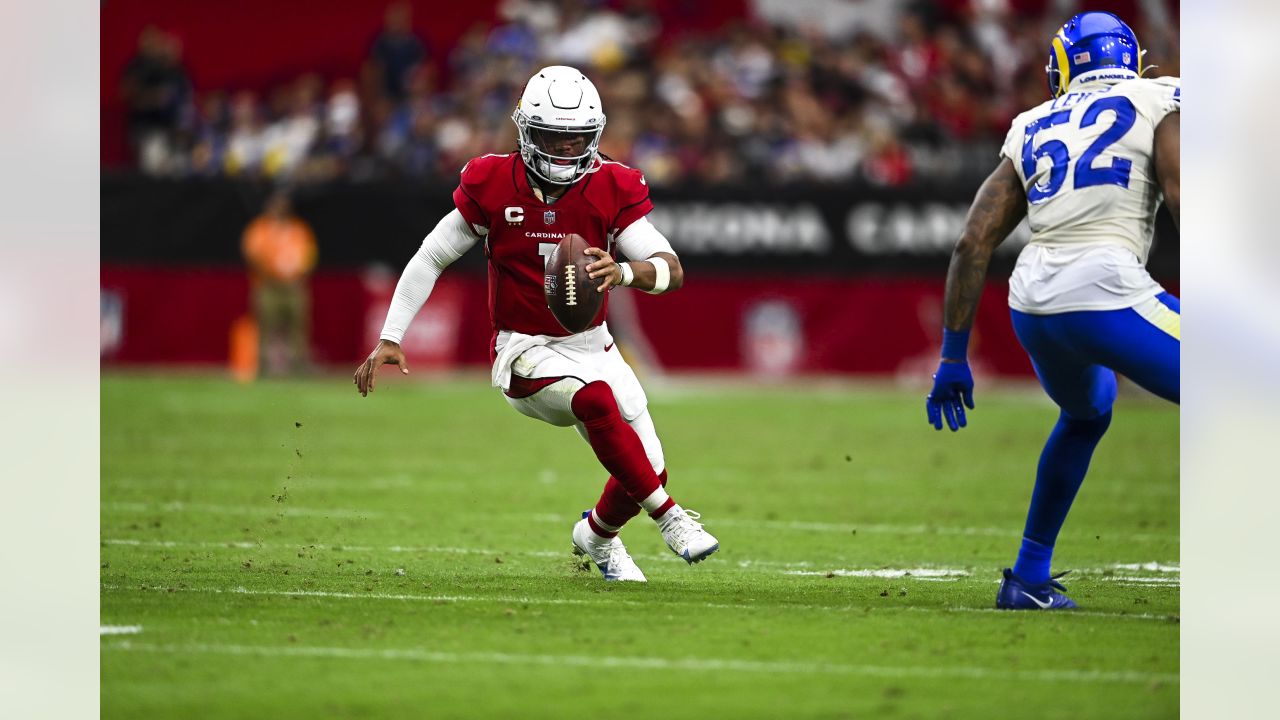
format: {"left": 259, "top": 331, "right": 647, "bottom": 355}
{"left": 1002, "top": 74, "right": 1180, "bottom": 313}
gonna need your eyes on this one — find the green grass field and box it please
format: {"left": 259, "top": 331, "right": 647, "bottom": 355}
{"left": 101, "top": 373, "right": 1179, "bottom": 719}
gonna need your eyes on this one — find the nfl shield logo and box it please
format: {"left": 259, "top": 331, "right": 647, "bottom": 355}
{"left": 543, "top": 210, "right": 556, "bottom": 225}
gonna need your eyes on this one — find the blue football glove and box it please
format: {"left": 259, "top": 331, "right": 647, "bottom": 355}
{"left": 926, "top": 360, "right": 975, "bottom": 431}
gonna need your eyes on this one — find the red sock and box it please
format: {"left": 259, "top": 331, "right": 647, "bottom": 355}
{"left": 588, "top": 477, "right": 639, "bottom": 537}
{"left": 587, "top": 470, "right": 669, "bottom": 538}
{"left": 573, "top": 382, "right": 672, "bottom": 520}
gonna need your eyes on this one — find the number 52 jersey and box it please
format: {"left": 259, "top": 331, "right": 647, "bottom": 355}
{"left": 1002, "top": 76, "right": 1180, "bottom": 313}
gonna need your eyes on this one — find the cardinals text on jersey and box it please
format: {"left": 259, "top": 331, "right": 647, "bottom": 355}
{"left": 452, "top": 153, "right": 653, "bottom": 341}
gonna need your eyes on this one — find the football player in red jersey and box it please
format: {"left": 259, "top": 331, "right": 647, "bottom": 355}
{"left": 353, "top": 66, "right": 719, "bottom": 581}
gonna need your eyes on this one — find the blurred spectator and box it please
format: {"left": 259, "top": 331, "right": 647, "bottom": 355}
{"left": 123, "top": 0, "right": 1179, "bottom": 188}
{"left": 546, "top": 0, "right": 651, "bottom": 70}
{"left": 224, "top": 91, "right": 267, "bottom": 177}
{"left": 862, "top": 121, "right": 913, "bottom": 187}
{"left": 368, "top": 2, "right": 431, "bottom": 102}
{"left": 450, "top": 23, "right": 495, "bottom": 80}
{"left": 189, "top": 91, "right": 230, "bottom": 177}
{"left": 262, "top": 76, "right": 323, "bottom": 178}
{"left": 488, "top": 5, "right": 541, "bottom": 64}
{"left": 241, "top": 192, "right": 318, "bottom": 377}
{"left": 300, "top": 78, "right": 365, "bottom": 181}
{"left": 120, "top": 27, "right": 192, "bottom": 174}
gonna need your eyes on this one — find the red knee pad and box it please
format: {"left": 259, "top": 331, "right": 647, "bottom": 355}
{"left": 571, "top": 381, "right": 619, "bottom": 424}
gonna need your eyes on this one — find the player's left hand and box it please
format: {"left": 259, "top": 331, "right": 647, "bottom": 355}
{"left": 926, "top": 360, "right": 975, "bottom": 431}
{"left": 584, "top": 247, "right": 621, "bottom": 292}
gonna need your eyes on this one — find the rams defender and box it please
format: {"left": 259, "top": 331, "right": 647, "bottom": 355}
{"left": 354, "top": 66, "right": 719, "bottom": 582}
{"left": 925, "top": 13, "right": 1180, "bottom": 609}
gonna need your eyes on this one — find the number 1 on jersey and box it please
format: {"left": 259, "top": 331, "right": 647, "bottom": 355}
{"left": 538, "top": 242, "right": 557, "bottom": 270}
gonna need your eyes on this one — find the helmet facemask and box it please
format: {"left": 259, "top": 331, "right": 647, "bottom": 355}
{"left": 512, "top": 110, "right": 605, "bottom": 186}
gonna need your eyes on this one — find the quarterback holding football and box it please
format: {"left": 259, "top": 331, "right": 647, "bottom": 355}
{"left": 354, "top": 65, "right": 718, "bottom": 582}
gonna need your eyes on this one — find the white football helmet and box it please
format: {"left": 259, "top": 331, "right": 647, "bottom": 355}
{"left": 511, "top": 66, "right": 606, "bottom": 186}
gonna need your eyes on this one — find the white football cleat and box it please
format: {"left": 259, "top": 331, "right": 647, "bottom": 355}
{"left": 572, "top": 517, "right": 647, "bottom": 582}
{"left": 657, "top": 506, "right": 720, "bottom": 564}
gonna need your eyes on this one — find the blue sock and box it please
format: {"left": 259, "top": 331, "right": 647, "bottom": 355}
{"left": 1013, "top": 537, "right": 1054, "bottom": 584}
{"left": 1014, "top": 410, "right": 1113, "bottom": 583}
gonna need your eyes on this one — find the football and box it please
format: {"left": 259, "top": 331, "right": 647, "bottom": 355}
{"left": 543, "top": 233, "right": 604, "bottom": 333}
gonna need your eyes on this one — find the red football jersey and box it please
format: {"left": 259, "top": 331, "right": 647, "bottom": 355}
{"left": 452, "top": 153, "right": 653, "bottom": 341}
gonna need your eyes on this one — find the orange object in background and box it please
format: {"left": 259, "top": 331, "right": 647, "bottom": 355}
{"left": 242, "top": 192, "right": 317, "bottom": 376}
{"left": 229, "top": 314, "right": 259, "bottom": 383}
{"left": 242, "top": 213, "right": 317, "bottom": 285}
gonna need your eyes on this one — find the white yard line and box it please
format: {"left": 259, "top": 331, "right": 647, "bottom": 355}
{"left": 102, "top": 640, "right": 1177, "bottom": 685}
{"left": 1071, "top": 564, "right": 1181, "bottom": 587}
{"left": 103, "top": 538, "right": 1181, "bottom": 582}
{"left": 103, "top": 538, "right": 562, "bottom": 559}
{"left": 101, "top": 583, "right": 738, "bottom": 609}
{"left": 107, "top": 538, "right": 261, "bottom": 550}
{"left": 1100, "top": 576, "right": 1180, "bottom": 586}
{"left": 788, "top": 568, "right": 1177, "bottom": 587}
{"left": 891, "top": 605, "right": 1178, "bottom": 622}
{"left": 103, "top": 501, "right": 1179, "bottom": 542}
{"left": 100, "top": 625, "right": 143, "bottom": 635}
{"left": 104, "top": 501, "right": 382, "bottom": 520}
{"left": 703, "top": 517, "right": 1177, "bottom": 543}
{"left": 102, "top": 537, "right": 800, "bottom": 568}
{"left": 785, "top": 568, "right": 970, "bottom": 579}
{"left": 99, "top": 584, "right": 1178, "bottom": 622}
{"left": 1110, "top": 562, "right": 1180, "bottom": 573}
{"left": 1075, "top": 563, "right": 1180, "bottom": 575}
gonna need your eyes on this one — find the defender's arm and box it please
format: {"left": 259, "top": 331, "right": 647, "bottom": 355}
{"left": 943, "top": 158, "right": 1027, "bottom": 333}
{"left": 926, "top": 158, "right": 1027, "bottom": 431}
{"left": 1154, "top": 112, "right": 1180, "bottom": 229}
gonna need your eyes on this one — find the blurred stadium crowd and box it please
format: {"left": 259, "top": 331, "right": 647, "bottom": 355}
{"left": 120, "top": 0, "right": 1179, "bottom": 188}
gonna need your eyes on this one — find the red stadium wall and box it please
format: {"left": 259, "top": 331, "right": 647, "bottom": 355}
{"left": 101, "top": 265, "right": 1039, "bottom": 378}
{"left": 636, "top": 275, "right": 1033, "bottom": 378}
{"left": 103, "top": 0, "right": 495, "bottom": 166}
{"left": 100, "top": 266, "right": 492, "bottom": 369}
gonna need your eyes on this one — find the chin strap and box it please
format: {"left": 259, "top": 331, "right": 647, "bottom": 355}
{"left": 527, "top": 173, "right": 569, "bottom": 204}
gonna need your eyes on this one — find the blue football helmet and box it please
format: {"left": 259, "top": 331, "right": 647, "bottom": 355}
{"left": 1046, "top": 12, "right": 1145, "bottom": 97}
